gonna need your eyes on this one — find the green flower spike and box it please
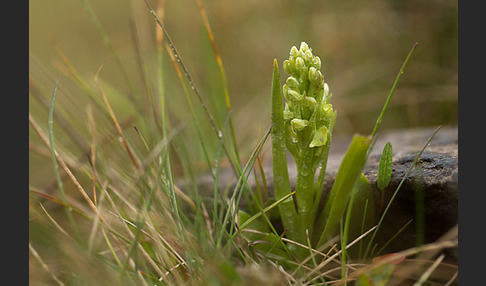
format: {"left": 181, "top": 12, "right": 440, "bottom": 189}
{"left": 282, "top": 42, "right": 333, "bottom": 153}
{"left": 281, "top": 42, "right": 336, "bottom": 246}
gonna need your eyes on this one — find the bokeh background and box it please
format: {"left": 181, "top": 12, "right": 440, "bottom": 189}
{"left": 30, "top": 0, "right": 458, "bottom": 187}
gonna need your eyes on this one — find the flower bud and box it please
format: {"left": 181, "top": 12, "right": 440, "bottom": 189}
{"left": 283, "top": 85, "right": 294, "bottom": 102}
{"left": 283, "top": 60, "right": 292, "bottom": 75}
{"left": 291, "top": 118, "right": 308, "bottom": 132}
{"left": 287, "top": 89, "right": 303, "bottom": 101}
{"left": 302, "top": 95, "right": 316, "bottom": 119}
{"left": 304, "top": 50, "right": 313, "bottom": 65}
{"left": 314, "top": 71, "right": 324, "bottom": 89}
{"left": 290, "top": 46, "right": 299, "bottom": 58}
{"left": 321, "top": 103, "right": 333, "bottom": 119}
{"left": 305, "top": 95, "right": 317, "bottom": 107}
{"left": 313, "top": 56, "right": 321, "bottom": 70}
{"left": 299, "top": 42, "right": 310, "bottom": 53}
{"left": 308, "top": 67, "right": 318, "bottom": 83}
{"left": 324, "top": 83, "right": 329, "bottom": 98}
{"left": 295, "top": 57, "right": 305, "bottom": 74}
{"left": 286, "top": 76, "right": 300, "bottom": 90}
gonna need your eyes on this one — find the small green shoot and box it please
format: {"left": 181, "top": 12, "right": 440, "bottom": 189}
{"left": 377, "top": 141, "right": 393, "bottom": 213}
{"left": 377, "top": 142, "right": 393, "bottom": 191}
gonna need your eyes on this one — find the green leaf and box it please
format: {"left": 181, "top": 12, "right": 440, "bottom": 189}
{"left": 233, "top": 190, "right": 296, "bottom": 239}
{"left": 237, "top": 210, "right": 269, "bottom": 241}
{"left": 270, "top": 59, "right": 300, "bottom": 243}
{"left": 315, "top": 134, "right": 371, "bottom": 248}
{"left": 377, "top": 142, "right": 393, "bottom": 191}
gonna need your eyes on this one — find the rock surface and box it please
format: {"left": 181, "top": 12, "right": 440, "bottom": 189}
{"left": 361, "top": 126, "right": 458, "bottom": 261}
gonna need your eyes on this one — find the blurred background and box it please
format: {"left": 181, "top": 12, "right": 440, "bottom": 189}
{"left": 29, "top": 0, "right": 457, "bottom": 190}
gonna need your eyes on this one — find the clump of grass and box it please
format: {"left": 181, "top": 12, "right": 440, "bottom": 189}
{"left": 29, "top": 1, "right": 457, "bottom": 285}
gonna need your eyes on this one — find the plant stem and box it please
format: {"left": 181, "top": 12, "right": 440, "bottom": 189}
{"left": 295, "top": 145, "right": 316, "bottom": 238}
{"left": 312, "top": 111, "right": 337, "bottom": 220}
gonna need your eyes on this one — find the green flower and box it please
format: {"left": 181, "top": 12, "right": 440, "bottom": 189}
{"left": 282, "top": 42, "right": 334, "bottom": 153}
{"left": 291, "top": 118, "right": 308, "bottom": 132}
{"left": 309, "top": 126, "right": 328, "bottom": 148}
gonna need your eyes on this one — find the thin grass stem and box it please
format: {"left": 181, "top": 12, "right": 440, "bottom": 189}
{"left": 143, "top": 0, "right": 219, "bottom": 136}
{"left": 374, "top": 219, "right": 413, "bottom": 257}
{"left": 46, "top": 77, "right": 84, "bottom": 244}
{"left": 370, "top": 42, "right": 418, "bottom": 140}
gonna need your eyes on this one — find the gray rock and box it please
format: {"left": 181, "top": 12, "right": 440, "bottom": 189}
{"left": 362, "top": 126, "right": 458, "bottom": 261}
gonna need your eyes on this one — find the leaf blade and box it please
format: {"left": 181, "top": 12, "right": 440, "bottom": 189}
{"left": 377, "top": 142, "right": 393, "bottom": 191}
{"left": 270, "top": 59, "right": 300, "bottom": 243}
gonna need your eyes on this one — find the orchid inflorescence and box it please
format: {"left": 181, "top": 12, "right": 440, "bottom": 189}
{"left": 282, "top": 42, "right": 334, "bottom": 159}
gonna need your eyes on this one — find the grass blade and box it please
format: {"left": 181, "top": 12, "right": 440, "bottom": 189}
{"left": 47, "top": 77, "right": 83, "bottom": 244}
{"left": 343, "top": 173, "right": 375, "bottom": 261}
{"left": 164, "top": 44, "right": 215, "bottom": 179}
{"left": 370, "top": 42, "right": 418, "bottom": 140}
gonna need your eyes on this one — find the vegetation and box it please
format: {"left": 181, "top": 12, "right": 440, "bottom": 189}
{"left": 29, "top": 0, "right": 457, "bottom": 285}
